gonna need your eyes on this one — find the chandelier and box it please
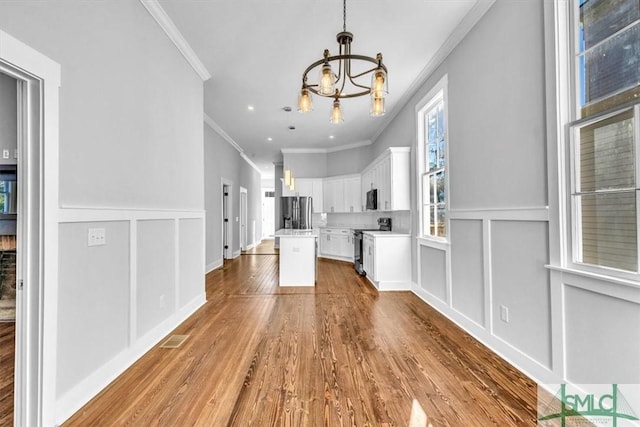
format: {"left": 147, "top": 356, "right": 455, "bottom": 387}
{"left": 297, "top": 0, "right": 388, "bottom": 123}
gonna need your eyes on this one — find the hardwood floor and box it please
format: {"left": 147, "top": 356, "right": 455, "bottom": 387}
{"left": 64, "top": 244, "right": 537, "bottom": 426}
{"left": 0, "top": 321, "right": 14, "bottom": 426}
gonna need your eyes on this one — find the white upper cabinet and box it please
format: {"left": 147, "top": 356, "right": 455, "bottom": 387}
{"left": 323, "top": 174, "right": 360, "bottom": 213}
{"left": 361, "top": 147, "right": 410, "bottom": 212}
{"left": 343, "top": 175, "right": 362, "bottom": 213}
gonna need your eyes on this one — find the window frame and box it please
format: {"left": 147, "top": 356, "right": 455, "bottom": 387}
{"left": 416, "top": 75, "right": 449, "bottom": 243}
{"left": 564, "top": 0, "right": 640, "bottom": 280}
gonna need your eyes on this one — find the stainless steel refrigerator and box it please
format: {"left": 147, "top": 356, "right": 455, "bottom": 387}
{"left": 280, "top": 196, "right": 313, "bottom": 230}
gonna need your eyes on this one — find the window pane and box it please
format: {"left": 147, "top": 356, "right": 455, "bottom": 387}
{"left": 579, "top": 23, "right": 640, "bottom": 106}
{"left": 578, "top": 110, "right": 634, "bottom": 192}
{"left": 428, "top": 111, "right": 437, "bottom": 143}
{"left": 428, "top": 141, "right": 437, "bottom": 170}
{"left": 429, "top": 207, "right": 436, "bottom": 236}
{"left": 580, "top": 0, "right": 640, "bottom": 50}
{"left": 429, "top": 174, "right": 436, "bottom": 204}
{"left": 437, "top": 137, "right": 446, "bottom": 168}
{"left": 578, "top": 192, "right": 637, "bottom": 272}
{"left": 436, "top": 204, "right": 446, "bottom": 237}
{"left": 436, "top": 172, "right": 445, "bottom": 204}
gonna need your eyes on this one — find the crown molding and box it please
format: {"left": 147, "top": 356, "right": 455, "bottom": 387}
{"left": 281, "top": 140, "right": 372, "bottom": 155}
{"left": 140, "top": 0, "right": 211, "bottom": 81}
{"left": 204, "top": 114, "right": 261, "bottom": 174}
{"left": 370, "top": 0, "right": 496, "bottom": 142}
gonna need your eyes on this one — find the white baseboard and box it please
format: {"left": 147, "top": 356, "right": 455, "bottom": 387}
{"left": 410, "top": 283, "right": 559, "bottom": 385}
{"left": 232, "top": 250, "right": 241, "bottom": 258}
{"left": 55, "top": 293, "right": 206, "bottom": 425}
{"left": 206, "top": 258, "right": 223, "bottom": 273}
{"left": 376, "top": 279, "right": 412, "bottom": 291}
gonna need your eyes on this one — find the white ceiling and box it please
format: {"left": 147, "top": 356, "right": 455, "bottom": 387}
{"left": 157, "top": 0, "right": 486, "bottom": 178}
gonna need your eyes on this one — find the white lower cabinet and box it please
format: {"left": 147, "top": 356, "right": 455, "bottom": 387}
{"left": 319, "top": 228, "right": 353, "bottom": 261}
{"left": 362, "top": 232, "right": 411, "bottom": 290}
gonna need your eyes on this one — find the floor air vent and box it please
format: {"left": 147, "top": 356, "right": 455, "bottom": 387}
{"left": 159, "top": 334, "right": 189, "bottom": 349}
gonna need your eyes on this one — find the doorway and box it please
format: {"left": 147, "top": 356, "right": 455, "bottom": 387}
{"left": 240, "top": 187, "right": 247, "bottom": 251}
{"left": 222, "top": 180, "right": 232, "bottom": 261}
{"left": 0, "top": 71, "right": 19, "bottom": 426}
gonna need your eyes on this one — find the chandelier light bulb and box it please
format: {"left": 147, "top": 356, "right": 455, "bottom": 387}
{"left": 319, "top": 63, "right": 336, "bottom": 96}
{"left": 370, "top": 95, "right": 385, "bottom": 117}
{"left": 297, "top": 88, "right": 313, "bottom": 113}
{"left": 330, "top": 99, "right": 344, "bottom": 124}
{"left": 371, "top": 68, "right": 388, "bottom": 98}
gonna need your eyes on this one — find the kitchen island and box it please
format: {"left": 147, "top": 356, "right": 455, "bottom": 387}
{"left": 275, "top": 229, "right": 318, "bottom": 286}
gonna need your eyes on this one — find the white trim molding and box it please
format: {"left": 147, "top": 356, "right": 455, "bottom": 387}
{"left": 139, "top": 0, "right": 211, "bottom": 81}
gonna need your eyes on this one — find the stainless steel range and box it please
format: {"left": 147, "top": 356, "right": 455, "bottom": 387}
{"left": 353, "top": 217, "right": 391, "bottom": 276}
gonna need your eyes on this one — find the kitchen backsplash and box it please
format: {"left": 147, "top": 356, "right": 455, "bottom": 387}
{"left": 313, "top": 211, "right": 411, "bottom": 233}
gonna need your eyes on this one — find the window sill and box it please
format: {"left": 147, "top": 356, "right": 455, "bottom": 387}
{"left": 416, "top": 236, "right": 449, "bottom": 250}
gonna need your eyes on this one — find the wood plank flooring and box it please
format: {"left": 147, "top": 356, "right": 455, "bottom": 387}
{"left": 0, "top": 321, "right": 14, "bottom": 426}
{"left": 64, "top": 244, "right": 538, "bottom": 426}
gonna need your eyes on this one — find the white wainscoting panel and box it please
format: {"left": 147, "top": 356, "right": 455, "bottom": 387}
{"left": 55, "top": 208, "right": 206, "bottom": 423}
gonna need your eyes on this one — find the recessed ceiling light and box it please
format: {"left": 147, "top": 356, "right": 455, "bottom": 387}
{"left": 329, "top": 135, "right": 335, "bottom": 139}
{"left": 267, "top": 137, "right": 273, "bottom": 142}
{"left": 247, "top": 105, "right": 255, "bottom": 111}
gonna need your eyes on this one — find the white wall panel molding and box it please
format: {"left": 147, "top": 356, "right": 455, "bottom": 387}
{"left": 58, "top": 206, "right": 205, "bottom": 223}
{"left": 55, "top": 209, "right": 206, "bottom": 425}
{"left": 139, "top": 0, "right": 211, "bottom": 81}
{"left": 449, "top": 206, "right": 549, "bottom": 221}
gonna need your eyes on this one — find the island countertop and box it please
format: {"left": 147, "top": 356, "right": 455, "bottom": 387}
{"left": 275, "top": 228, "right": 318, "bottom": 238}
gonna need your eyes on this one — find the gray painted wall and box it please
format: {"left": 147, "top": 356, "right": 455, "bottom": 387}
{"left": 204, "top": 124, "right": 262, "bottom": 269}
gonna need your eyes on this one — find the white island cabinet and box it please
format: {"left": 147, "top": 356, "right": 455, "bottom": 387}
{"left": 275, "top": 229, "right": 317, "bottom": 286}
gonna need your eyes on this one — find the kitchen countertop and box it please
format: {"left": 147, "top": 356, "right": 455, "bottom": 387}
{"left": 318, "top": 224, "right": 377, "bottom": 230}
{"left": 362, "top": 230, "right": 411, "bottom": 237}
{"left": 275, "top": 228, "right": 318, "bottom": 237}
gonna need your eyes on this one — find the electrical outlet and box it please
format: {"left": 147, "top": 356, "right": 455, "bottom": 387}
{"left": 500, "top": 305, "right": 510, "bottom": 323}
{"left": 2, "top": 149, "right": 9, "bottom": 159}
{"left": 87, "top": 228, "right": 106, "bottom": 246}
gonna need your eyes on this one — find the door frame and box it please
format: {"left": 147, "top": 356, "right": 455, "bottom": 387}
{"left": 0, "top": 30, "right": 61, "bottom": 426}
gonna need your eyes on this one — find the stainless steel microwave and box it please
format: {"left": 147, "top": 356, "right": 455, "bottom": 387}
{"left": 366, "top": 188, "right": 377, "bottom": 210}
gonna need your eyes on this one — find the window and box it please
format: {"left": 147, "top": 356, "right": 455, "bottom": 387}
{"left": 417, "top": 76, "right": 447, "bottom": 239}
{"left": 569, "top": 0, "right": 640, "bottom": 274}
